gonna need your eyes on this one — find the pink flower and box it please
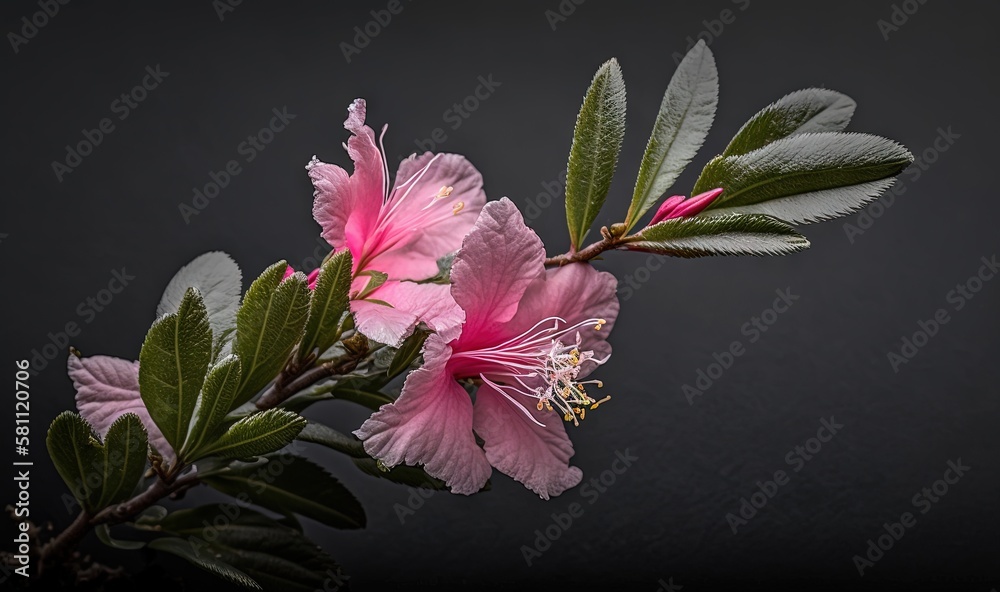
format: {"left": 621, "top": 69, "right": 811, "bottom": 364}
{"left": 355, "top": 199, "right": 619, "bottom": 498}
{"left": 648, "top": 187, "right": 724, "bottom": 225}
{"left": 299, "top": 99, "right": 486, "bottom": 346}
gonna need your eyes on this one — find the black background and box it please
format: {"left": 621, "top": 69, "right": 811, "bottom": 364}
{"left": 2, "top": 1, "right": 998, "bottom": 590}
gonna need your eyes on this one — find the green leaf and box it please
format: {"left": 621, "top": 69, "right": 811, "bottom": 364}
{"left": 97, "top": 413, "right": 148, "bottom": 508}
{"left": 353, "top": 269, "right": 387, "bottom": 300}
{"left": 182, "top": 355, "right": 242, "bottom": 459}
{"left": 203, "top": 453, "right": 366, "bottom": 529}
{"left": 139, "top": 287, "right": 213, "bottom": 452}
{"left": 156, "top": 252, "right": 242, "bottom": 360}
{"left": 694, "top": 132, "right": 913, "bottom": 224}
{"left": 147, "top": 505, "right": 344, "bottom": 592}
{"left": 565, "top": 58, "right": 627, "bottom": 249}
{"left": 297, "top": 421, "right": 366, "bottom": 457}
{"left": 46, "top": 412, "right": 103, "bottom": 511}
{"left": 722, "top": 88, "right": 856, "bottom": 158}
{"left": 298, "top": 250, "right": 352, "bottom": 361}
{"left": 95, "top": 524, "right": 146, "bottom": 550}
{"left": 626, "top": 41, "right": 718, "bottom": 231}
{"left": 352, "top": 457, "right": 453, "bottom": 491}
{"left": 233, "top": 262, "right": 311, "bottom": 407}
{"left": 149, "top": 537, "right": 261, "bottom": 590}
{"left": 196, "top": 409, "right": 306, "bottom": 460}
{"left": 387, "top": 329, "right": 429, "bottom": 378}
{"left": 624, "top": 214, "right": 810, "bottom": 257}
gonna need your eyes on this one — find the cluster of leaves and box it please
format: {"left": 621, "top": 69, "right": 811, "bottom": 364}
{"left": 563, "top": 41, "right": 913, "bottom": 257}
{"left": 45, "top": 252, "right": 450, "bottom": 589}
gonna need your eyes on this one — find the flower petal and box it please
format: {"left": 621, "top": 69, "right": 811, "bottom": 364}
{"left": 310, "top": 99, "right": 385, "bottom": 260}
{"left": 451, "top": 198, "right": 545, "bottom": 347}
{"left": 506, "top": 262, "right": 619, "bottom": 374}
{"left": 68, "top": 354, "right": 174, "bottom": 461}
{"left": 473, "top": 385, "right": 583, "bottom": 499}
{"left": 366, "top": 153, "right": 487, "bottom": 280}
{"left": 354, "top": 335, "right": 491, "bottom": 494}
{"left": 351, "top": 281, "right": 463, "bottom": 347}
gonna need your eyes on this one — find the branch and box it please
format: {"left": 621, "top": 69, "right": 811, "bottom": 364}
{"left": 544, "top": 226, "right": 625, "bottom": 266}
{"left": 255, "top": 350, "right": 366, "bottom": 410}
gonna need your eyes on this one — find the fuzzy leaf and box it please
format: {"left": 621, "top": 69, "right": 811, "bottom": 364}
{"left": 157, "top": 252, "right": 242, "bottom": 359}
{"left": 196, "top": 409, "right": 306, "bottom": 460}
{"left": 695, "top": 132, "right": 913, "bottom": 223}
{"left": 95, "top": 524, "right": 146, "bottom": 550}
{"left": 722, "top": 88, "right": 856, "bottom": 157}
{"left": 297, "top": 421, "right": 366, "bottom": 457}
{"left": 626, "top": 41, "right": 718, "bottom": 231}
{"left": 565, "top": 58, "right": 627, "bottom": 249}
{"left": 203, "top": 453, "right": 365, "bottom": 529}
{"left": 625, "top": 214, "right": 810, "bottom": 257}
{"left": 148, "top": 505, "right": 343, "bottom": 592}
{"left": 233, "top": 262, "right": 311, "bottom": 407}
{"left": 387, "top": 329, "right": 430, "bottom": 378}
{"left": 46, "top": 412, "right": 104, "bottom": 511}
{"left": 97, "top": 413, "right": 148, "bottom": 508}
{"left": 299, "top": 251, "right": 352, "bottom": 360}
{"left": 139, "top": 288, "right": 213, "bottom": 452}
{"left": 149, "top": 537, "right": 261, "bottom": 590}
{"left": 182, "top": 355, "right": 242, "bottom": 458}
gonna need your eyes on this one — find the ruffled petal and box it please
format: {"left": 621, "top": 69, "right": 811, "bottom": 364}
{"left": 473, "top": 385, "right": 583, "bottom": 499}
{"left": 68, "top": 354, "right": 174, "bottom": 461}
{"left": 365, "top": 153, "right": 487, "bottom": 280}
{"left": 310, "top": 99, "right": 385, "bottom": 260}
{"left": 354, "top": 335, "right": 491, "bottom": 494}
{"left": 506, "top": 262, "right": 619, "bottom": 375}
{"left": 451, "top": 198, "right": 545, "bottom": 348}
{"left": 351, "top": 281, "right": 463, "bottom": 347}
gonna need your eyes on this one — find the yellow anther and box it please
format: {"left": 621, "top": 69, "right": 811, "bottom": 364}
{"left": 536, "top": 400, "right": 544, "bottom": 411}
{"left": 436, "top": 185, "right": 454, "bottom": 198}
{"left": 594, "top": 319, "right": 607, "bottom": 330}
{"left": 564, "top": 413, "right": 573, "bottom": 422}
{"left": 590, "top": 395, "right": 612, "bottom": 410}
{"left": 452, "top": 201, "right": 465, "bottom": 215}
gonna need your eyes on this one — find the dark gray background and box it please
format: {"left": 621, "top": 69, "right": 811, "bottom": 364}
{"left": 2, "top": 1, "right": 997, "bottom": 590}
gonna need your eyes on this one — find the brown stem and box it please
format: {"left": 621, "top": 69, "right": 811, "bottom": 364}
{"left": 255, "top": 351, "right": 366, "bottom": 410}
{"left": 543, "top": 229, "right": 625, "bottom": 267}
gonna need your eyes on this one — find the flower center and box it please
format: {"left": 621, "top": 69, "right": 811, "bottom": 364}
{"left": 453, "top": 317, "right": 612, "bottom": 427}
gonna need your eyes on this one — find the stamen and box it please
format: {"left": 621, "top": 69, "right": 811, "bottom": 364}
{"left": 452, "top": 201, "right": 465, "bottom": 215}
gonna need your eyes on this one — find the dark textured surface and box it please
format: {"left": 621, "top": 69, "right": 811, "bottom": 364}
{"left": 2, "top": 1, "right": 997, "bottom": 590}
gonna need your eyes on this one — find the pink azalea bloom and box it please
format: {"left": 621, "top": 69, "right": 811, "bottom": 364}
{"left": 648, "top": 187, "right": 724, "bottom": 225}
{"left": 299, "top": 98, "right": 486, "bottom": 346}
{"left": 355, "top": 198, "right": 620, "bottom": 498}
